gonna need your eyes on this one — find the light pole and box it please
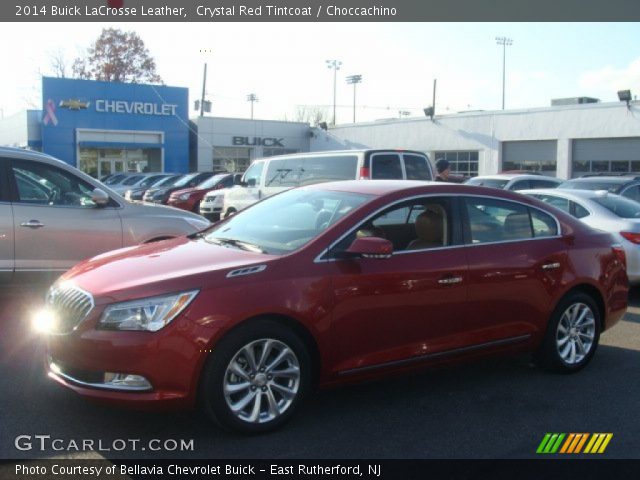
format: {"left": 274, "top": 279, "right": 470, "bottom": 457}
{"left": 495, "top": 36, "right": 513, "bottom": 110}
{"left": 346, "top": 74, "right": 362, "bottom": 123}
{"left": 326, "top": 59, "right": 342, "bottom": 125}
{"left": 246, "top": 93, "right": 258, "bottom": 119}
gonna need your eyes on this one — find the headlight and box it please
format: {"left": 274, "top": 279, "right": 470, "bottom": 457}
{"left": 212, "top": 195, "right": 223, "bottom": 206}
{"left": 98, "top": 290, "right": 199, "bottom": 332}
{"left": 179, "top": 193, "right": 191, "bottom": 201}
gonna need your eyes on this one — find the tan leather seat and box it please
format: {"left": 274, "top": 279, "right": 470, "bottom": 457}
{"left": 407, "top": 208, "right": 444, "bottom": 250}
{"left": 503, "top": 212, "right": 531, "bottom": 240}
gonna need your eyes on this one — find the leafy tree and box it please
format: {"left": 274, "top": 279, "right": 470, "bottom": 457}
{"left": 72, "top": 28, "right": 162, "bottom": 83}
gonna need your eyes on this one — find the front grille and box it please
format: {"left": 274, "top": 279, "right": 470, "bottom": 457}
{"left": 47, "top": 285, "right": 95, "bottom": 334}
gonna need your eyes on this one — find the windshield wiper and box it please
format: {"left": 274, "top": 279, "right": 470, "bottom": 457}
{"left": 206, "top": 237, "right": 266, "bottom": 254}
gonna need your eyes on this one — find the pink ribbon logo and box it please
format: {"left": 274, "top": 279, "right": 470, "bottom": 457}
{"left": 43, "top": 99, "right": 58, "bottom": 126}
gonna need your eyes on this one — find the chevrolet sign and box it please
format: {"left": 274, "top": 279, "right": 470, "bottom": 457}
{"left": 95, "top": 100, "right": 178, "bottom": 116}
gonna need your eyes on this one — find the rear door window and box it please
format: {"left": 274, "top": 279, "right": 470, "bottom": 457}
{"left": 530, "top": 179, "right": 560, "bottom": 189}
{"left": 403, "top": 154, "right": 432, "bottom": 180}
{"left": 371, "top": 154, "right": 402, "bottom": 179}
{"left": 298, "top": 155, "right": 358, "bottom": 184}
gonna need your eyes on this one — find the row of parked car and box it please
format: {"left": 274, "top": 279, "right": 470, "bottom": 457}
{"left": 10, "top": 144, "right": 632, "bottom": 433}
{"left": 106, "top": 160, "right": 640, "bottom": 287}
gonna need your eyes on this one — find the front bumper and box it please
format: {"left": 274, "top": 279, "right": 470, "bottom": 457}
{"left": 199, "top": 203, "right": 222, "bottom": 222}
{"left": 46, "top": 316, "right": 204, "bottom": 409}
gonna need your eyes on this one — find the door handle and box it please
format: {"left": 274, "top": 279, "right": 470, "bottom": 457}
{"left": 438, "top": 276, "right": 463, "bottom": 285}
{"left": 20, "top": 220, "right": 45, "bottom": 229}
{"left": 541, "top": 262, "right": 561, "bottom": 271}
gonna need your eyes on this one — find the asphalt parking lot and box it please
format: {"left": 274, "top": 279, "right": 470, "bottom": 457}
{"left": 1, "top": 287, "right": 639, "bottom": 460}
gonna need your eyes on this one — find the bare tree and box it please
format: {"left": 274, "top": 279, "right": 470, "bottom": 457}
{"left": 49, "top": 48, "right": 69, "bottom": 78}
{"left": 294, "top": 105, "right": 330, "bottom": 125}
{"left": 72, "top": 28, "right": 162, "bottom": 83}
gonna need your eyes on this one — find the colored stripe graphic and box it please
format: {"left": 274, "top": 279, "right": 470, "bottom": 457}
{"left": 538, "top": 433, "right": 613, "bottom": 454}
{"left": 537, "top": 433, "right": 565, "bottom": 453}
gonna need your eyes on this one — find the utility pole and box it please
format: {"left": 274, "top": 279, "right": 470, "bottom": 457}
{"left": 200, "top": 63, "right": 207, "bottom": 117}
{"left": 495, "top": 36, "right": 513, "bottom": 110}
{"left": 346, "top": 75, "right": 362, "bottom": 123}
{"left": 246, "top": 93, "right": 258, "bottom": 119}
{"left": 326, "top": 59, "right": 342, "bottom": 125}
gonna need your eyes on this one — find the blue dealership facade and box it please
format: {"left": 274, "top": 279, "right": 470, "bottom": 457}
{"left": 39, "top": 77, "right": 189, "bottom": 177}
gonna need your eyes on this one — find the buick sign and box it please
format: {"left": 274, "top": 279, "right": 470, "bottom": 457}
{"left": 233, "top": 136, "right": 284, "bottom": 147}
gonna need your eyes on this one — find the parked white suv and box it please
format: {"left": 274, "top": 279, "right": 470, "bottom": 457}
{"left": 218, "top": 149, "right": 433, "bottom": 219}
{"left": 0, "top": 147, "right": 210, "bottom": 284}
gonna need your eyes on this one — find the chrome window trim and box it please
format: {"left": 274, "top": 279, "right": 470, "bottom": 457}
{"left": 314, "top": 193, "right": 563, "bottom": 264}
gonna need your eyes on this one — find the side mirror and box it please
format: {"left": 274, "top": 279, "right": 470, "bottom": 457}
{"left": 91, "top": 188, "right": 109, "bottom": 207}
{"left": 346, "top": 237, "right": 393, "bottom": 259}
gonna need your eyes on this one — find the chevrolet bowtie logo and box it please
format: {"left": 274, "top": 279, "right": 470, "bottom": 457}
{"left": 59, "top": 99, "right": 90, "bottom": 110}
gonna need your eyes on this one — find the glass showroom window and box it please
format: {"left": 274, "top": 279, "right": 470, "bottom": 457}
{"left": 434, "top": 151, "right": 479, "bottom": 177}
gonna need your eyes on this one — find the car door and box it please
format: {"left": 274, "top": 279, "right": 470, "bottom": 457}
{"left": 325, "top": 196, "right": 469, "bottom": 375}
{"left": 0, "top": 158, "right": 14, "bottom": 282}
{"left": 462, "top": 195, "right": 566, "bottom": 345}
{"left": 9, "top": 158, "right": 123, "bottom": 281}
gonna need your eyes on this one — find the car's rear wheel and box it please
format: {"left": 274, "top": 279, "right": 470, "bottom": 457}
{"left": 534, "top": 292, "right": 600, "bottom": 373}
{"left": 199, "top": 319, "right": 311, "bottom": 433}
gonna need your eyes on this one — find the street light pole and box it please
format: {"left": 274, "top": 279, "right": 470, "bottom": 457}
{"left": 495, "top": 36, "right": 513, "bottom": 110}
{"left": 346, "top": 75, "right": 362, "bottom": 123}
{"left": 246, "top": 93, "right": 258, "bottom": 120}
{"left": 326, "top": 59, "right": 342, "bottom": 125}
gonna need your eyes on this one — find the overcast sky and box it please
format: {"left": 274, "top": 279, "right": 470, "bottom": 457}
{"left": 1, "top": 22, "right": 639, "bottom": 123}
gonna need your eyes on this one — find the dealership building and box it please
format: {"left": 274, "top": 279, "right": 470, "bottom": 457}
{"left": 311, "top": 98, "right": 640, "bottom": 179}
{"left": 0, "top": 76, "right": 639, "bottom": 180}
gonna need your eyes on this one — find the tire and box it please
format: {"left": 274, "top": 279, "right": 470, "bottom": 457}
{"left": 534, "top": 292, "right": 601, "bottom": 373}
{"left": 199, "top": 319, "right": 311, "bottom": 433}
{"left": 224, "top": 208, "right": 237, "bottom": 219}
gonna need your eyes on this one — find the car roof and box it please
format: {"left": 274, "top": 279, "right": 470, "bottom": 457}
{"left": 471, "top": 174, "right": 559, "bottom": 181}
{"left": 521, "top": 188, "right": 624, "bottom": 202}
{"left": 564, "top": 176, "right": 635, "bottom": 184}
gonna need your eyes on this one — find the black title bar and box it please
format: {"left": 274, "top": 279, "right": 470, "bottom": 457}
{"left": 5, "top": 0, "right": 640, "bottom": 22}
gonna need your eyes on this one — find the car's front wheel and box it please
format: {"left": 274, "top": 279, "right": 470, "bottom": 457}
{"left": 199, "top": 319, "right": 311, "bottom": 433}
{"left": 535, "top": 292, "right": 601, "bottom": 373}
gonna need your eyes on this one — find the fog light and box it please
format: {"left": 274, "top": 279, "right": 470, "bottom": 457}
{"left": 104, "top": 372, "right": 152, "bottom": 390}
{"left": 32, "top": 309, "right": 57, "bottom": 334}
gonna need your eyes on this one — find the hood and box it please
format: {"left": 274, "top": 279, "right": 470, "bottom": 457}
{"left": 170, "top": 187, "right": 202, "bottom": 197}
{"left": 59, "top": 236, "right": 276, "bottom": 302}
{"left": 204, "top": 187, "right": 233, "bottom": 199}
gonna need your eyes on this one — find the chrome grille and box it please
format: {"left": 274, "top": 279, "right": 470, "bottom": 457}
{"left": 46, "top": 285, "right": 94, "bottom": 334}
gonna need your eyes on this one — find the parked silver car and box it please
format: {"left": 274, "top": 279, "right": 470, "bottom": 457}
{"left": 522, "top": 188, "right": 640, "bottom": 283}
{"left": 465, "top": 173, "right": 562, "bottom": 191}
{"left": 0, "top": 147, "right": 210, "bottom": 284}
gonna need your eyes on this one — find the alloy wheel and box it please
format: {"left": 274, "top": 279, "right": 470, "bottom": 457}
{"left": 555, "top": 302, "right": 596, "bottom": 365}
{"left": 223, "top": 338, "right": 301, "bottom": 424}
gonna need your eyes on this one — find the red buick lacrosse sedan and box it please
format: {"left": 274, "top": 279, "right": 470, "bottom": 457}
{"left": 40, "top": 181, "right": 628, "bottom": 433}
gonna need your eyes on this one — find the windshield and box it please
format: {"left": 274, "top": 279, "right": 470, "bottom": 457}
{"left": 197, "top": 174, "right": 228, "bottom": 189}
{"left": 139, "top": 174, "right": 169, "bottom": 187}
{"left": 122, "top": 175, "right": 145, "bottom": 186}
{"left": 559, "top": 180, "right": 623, "bottom": 193}
{"left": 591, "top": 195, "right": 640, "bottom": 218}
{"left": 174, "top": 173, "right": 199, "bottom": 187}
{"left": 204, "top": 188, "right": 372, "bottom": 255}
{"left": 466, "top": 178, "right": 509, "bottom": 189}
{"left": 153, "top": 175, "right": 182, "bottom": 187}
